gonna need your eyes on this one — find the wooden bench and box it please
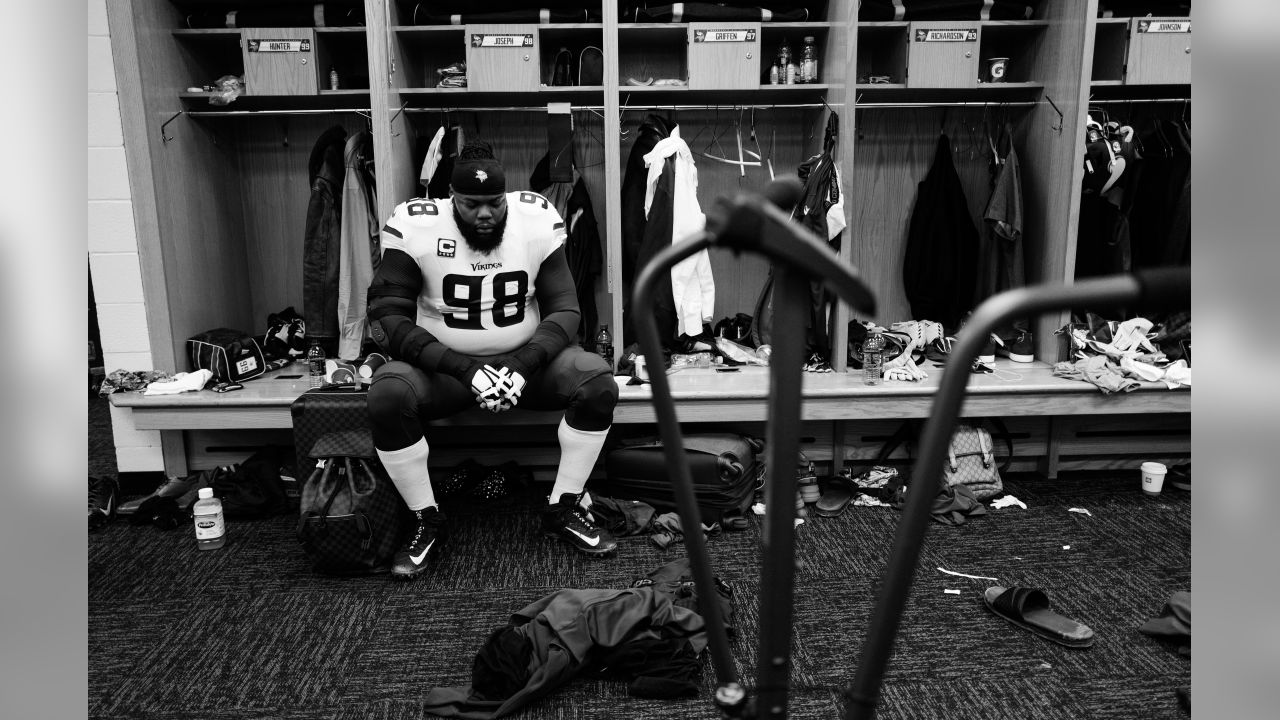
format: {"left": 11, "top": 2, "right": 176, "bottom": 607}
{"left": 108, "top": 360, "right": 1190, "bottom": 480}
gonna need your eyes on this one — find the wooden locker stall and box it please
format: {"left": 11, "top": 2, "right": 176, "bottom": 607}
{"left": 612, "top": 2, "right": 853, "bottom": 365}
{"left": 848, "top": 0, "right": 1091, "bottom": 362}
{"left": 111, "top": 0, "right": 376, "bottom": 369}
{"left": 1077, "top": 3, "right": 1192, "bottom": 308}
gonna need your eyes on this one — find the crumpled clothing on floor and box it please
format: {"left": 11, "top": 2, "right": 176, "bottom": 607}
{"left": 1139, "top": 590, "right": 1190, "bottom": 657}
{"left": 649, "top": 512, "right": 720, "bottom": 550}
{"left": 890, "top": 479, "right": 987, "bottom": 526}
{"left": 588, "top": 495, "right": 659, "bottom": 537}
{"left": 427, "top": 559, "right": 721, "bottom": 718}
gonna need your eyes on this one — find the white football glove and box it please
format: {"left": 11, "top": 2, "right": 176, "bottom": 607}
{"left": 470, "top": 364, "right": 526, "bottom": 413}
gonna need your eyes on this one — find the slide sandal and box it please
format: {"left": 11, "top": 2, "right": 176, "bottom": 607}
{"left": 814, "top": 476, "right": 857, "bottom": 518}
{"left": 983, "top": 587, "right": 1095, "bottom": 649}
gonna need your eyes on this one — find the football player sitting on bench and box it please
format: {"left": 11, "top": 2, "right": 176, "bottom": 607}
{"left": 365, "top": 142, "right": 618, "bottom": 580}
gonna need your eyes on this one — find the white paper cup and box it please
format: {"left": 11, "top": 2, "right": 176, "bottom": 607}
{"left": 1141, "top": 461, "right": 1167, "bottom": 496}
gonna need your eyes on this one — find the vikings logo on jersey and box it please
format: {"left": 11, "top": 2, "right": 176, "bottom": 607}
{"left": 380, "top": 192, "right": 566, "bottom": 356}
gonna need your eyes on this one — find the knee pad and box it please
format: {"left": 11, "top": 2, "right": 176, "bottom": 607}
{"left": 566, "top": 374, "right": 618, "bottom": 431}
{"left": 366, "top": 373, "right": 416, "bottom": 426}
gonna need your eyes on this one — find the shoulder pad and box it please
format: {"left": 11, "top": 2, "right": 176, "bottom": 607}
{"left": 394, "top": 197, "right": 445, "bottom": 226}
{"left": 511, "top": 191, "right": 555, "bottom": 217}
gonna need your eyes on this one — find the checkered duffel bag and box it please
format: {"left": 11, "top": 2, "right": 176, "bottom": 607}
{"left": 293, "top": 388, "right": 408, "bottom": 575}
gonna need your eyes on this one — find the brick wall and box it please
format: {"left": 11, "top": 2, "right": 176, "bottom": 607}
{"left": 88, "top": 0, "right": 164, "bottom": 472}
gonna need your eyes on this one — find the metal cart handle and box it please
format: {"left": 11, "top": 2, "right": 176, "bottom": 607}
{"left": 633, "top": 177, "right": 877, "bottom": 719}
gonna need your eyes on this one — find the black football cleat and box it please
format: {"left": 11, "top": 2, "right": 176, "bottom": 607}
{"left": 542, "top": 493, "right": 618, "bottom": 557}
{"left": 391, "top": 506, "right": 445, "bottom": 580}
{"left": 88, "top": 476, "right": 118, "bottom": 531}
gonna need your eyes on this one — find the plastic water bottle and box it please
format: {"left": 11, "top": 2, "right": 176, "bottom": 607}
{"left": 307, "top": 340, "right": 326, "bottom": 388}
{"left": 863, "top": 328, "right": 885, "bottom": 386}
{"left": 777, "top": 38, "right": 793, "bottom": 85}
{"left": 193, "top": 487, "right": 226, "bottom": 550}
{"left": 800, "top": 36, "right": 819, "bottom": 83}
{"left": 595, "top": 324, "right": 614, "bottom": 371}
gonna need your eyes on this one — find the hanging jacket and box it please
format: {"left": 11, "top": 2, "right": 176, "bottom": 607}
{"left": 903, "top": 134, "right": 979, "bottom": 330}
{"left": 789, "top": 112, "right": 846, "bottom": 360}
{"left": 303, "top": 125, "right": 347, "bottom": 344}
{"left": 531, "top": 154, "right": 604, "bottom": 343}
{"left": 977, "top": 122, "right": 1025, "bottom": 304}
{"left": 620, "top": 114, "right": 673, "bottom": 345}
{"left": 337, "top": 131, "right": 377, "bottom": 360}
{"left": 644, "top": 127, "right": 715, "bottom": 341}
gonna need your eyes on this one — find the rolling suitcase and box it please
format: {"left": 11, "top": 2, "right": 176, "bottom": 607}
{"left": 600, "top": 434, "right": 765, "bottom": 527}
{"left": 290, "top": 386, "right": 372, "bottom": 480}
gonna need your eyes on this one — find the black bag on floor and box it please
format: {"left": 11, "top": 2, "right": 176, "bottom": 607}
{"left": 291, "top": 387, "right": 408, "bottom": 575}
{"left": 601, "top": 434, "right": 765, "bottom": 527}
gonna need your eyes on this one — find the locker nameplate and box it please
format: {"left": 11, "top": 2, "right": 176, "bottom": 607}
{"left": 914, "top": 29, "right": 978, "bottom": 42}
{"left": 693, "top": 29, "right": 757, "bottom": 43}
{"left": 1137, "top": 20, "right": 1190, "bottom": 33}
{"left": 471, "top": 34, "right": 534, "bottom": 48}
{"left": 247, "top": 39, "right": 311, "bottom": 52}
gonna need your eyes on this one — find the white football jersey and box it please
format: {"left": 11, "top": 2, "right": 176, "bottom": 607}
{"left": 380, "top": 191, "right": 567, "bottom": 356}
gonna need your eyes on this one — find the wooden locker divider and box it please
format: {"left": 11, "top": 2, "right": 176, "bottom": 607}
{"left": 465, "top": 24, "right": 541, "bottom": 92}
{"left": 907, "top": 22, "right": 981, "bottom": 88}
{"left": 687, "top": 22, "right": 761, "bottom": 90}
{"left": 242, "top": 28, "right": 319, "bottom": 95}
{"left": 1126, "top": 17, "right": 1192, "bottom": 85}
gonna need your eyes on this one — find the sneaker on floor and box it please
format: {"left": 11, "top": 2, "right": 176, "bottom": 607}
{"left": 88, "top": 476, "right": 118, "bottom": 531}
{"left": 543, "top": 493, "right": 618, "bottom": 556}
{"left": 117, "top": 471, "right": 208, "bottom": 516}
{"left": 391, "top": 506, "right": 445, "bottom": 580}
{"left": 995, "top": 327, "right": 1035, "bottom": 363}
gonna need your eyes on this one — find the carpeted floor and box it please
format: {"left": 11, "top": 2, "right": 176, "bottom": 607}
{"left": 88, "top": 409, "right": 1191, "bottom": 720}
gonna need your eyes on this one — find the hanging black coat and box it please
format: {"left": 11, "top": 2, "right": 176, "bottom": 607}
{"left": 903, "top": 134, "right": 979, "bottom": 330}
{"left": 302, "top": 125, "right": 347, "bottom": 344}
{"left": 531, "top": 154, "right": 604, "bottom": 343}
{"left": 793, "top": 112, "right": 843, "bottom": 360}
{"left": 620, "top": 114, "right": 674, "bottom": 345}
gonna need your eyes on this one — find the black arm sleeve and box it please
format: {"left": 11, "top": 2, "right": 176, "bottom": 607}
{"left": 505, "top": 246, "right": 581, "bottom": 377}
{"left": 366, "top": 248, "right": 476, "bottom": 379}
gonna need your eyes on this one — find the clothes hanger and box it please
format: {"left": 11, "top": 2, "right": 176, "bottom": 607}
{"left": 697, "top": 107, "right": 762, "bottom": 176}
{"left": 749, "top": 108, "right": 773, "bottom": 181}
{"left": 574, "top": 110, "right": 607, "bottom": 169}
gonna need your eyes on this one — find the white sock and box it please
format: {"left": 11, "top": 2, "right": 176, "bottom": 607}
{"left": 549, "top": 418, "right": 609, "bottom": 504}
{"left": 376, "top": 438, "right": 436, "bottom": 511}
